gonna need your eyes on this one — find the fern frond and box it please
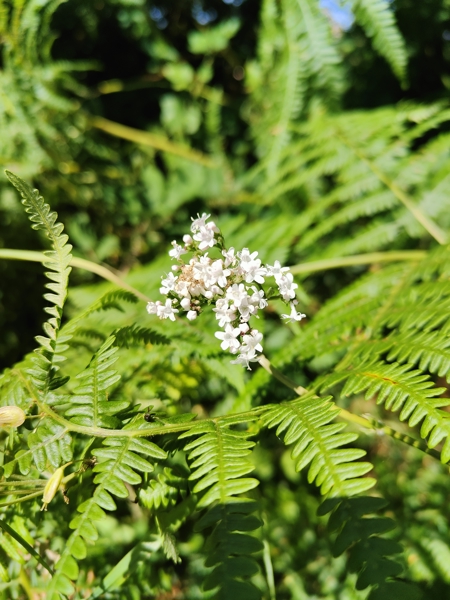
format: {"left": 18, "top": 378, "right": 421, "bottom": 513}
{"left": 180, "top": 418, "right": 259, "bottom": 507}
{"left": 5, "top": 171, "right": 72, "bottom": 391}
{"left": 64, "top": 336, "right": 126, "bottom": 428}
{"left": 46, "top": 426, "right": 166, "bottom": 599}
{"left": 350, "top": 0, "right": 408, "bottom": 84}
{"left": 359, "top": 329, "right": 450, "bottom": 381}
{"left": 263, "top": 392, "right": 375, "bottom": 496}
{"left": 113, "top": 324, "right": 171, "bottom": 348}
{"left": 3, "top": 419, "right": 72, "bottom": 476}
{"left": 139, "top": 466, "right": 189, "bottom": 511}
{"left": 253, "top": 105, "right": 450, "bottom": 257}
{"left": 194, "top": 500, "right": 263, "bottom": 600}
{"left": 319, "top": 496, "right": 421, "bottom": 599}
{"left": 320, "top": 361, "right": 450, "bottom": 462}
{"left": 249, "top": 0, "right": 341, "bottom": 179}
{"left": 180, "top": 418, "right": 262, "bottom": 598}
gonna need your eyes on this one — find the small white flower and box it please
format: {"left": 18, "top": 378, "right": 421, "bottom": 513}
{"left": 231, "top": 354, "right": 253, "bottom": 370}
{"left": 157, "top": 299, "right": 179, "bottom": 321}
{"left": 237, "top": 297, "right": 256, "bottom": 320}
{"left": 169, "top": 241, "right": 187, "bottom": 260}
{"left": 242, "top": 329, "right": 263, "bottom": 354}
{"left": 160, "top": 272, "right": 178, "bottom": 295}
{"left": 277, "top": 272, "right": 298, "bottom": 301}
{"left": 191, "top": 213, "right": 211, "bottom": 232}
{"left": 226, "top": 283, "right": 249, "bottom": 308}
{"left": 222, "top": 247, "right": 237, "bottom": 267}
{"left": 213, "top": 299, "right": 236, "bottom": 327}
{"left": 146, "top": 301, "right": 161, "bottom": 315}
{"left": 175, "top": 279, "right": 191, "bottom": 298}
{"left": 243, "top": 262, "right": 267, "bottom": 285}
{"left": 250, "top": 288, "right": 268, "bottom": 310}
{"left": 210, "top": 259, "right": 230, "bottom": 288}
{"left": 238, "top": 248, "right": 259, "bottom": 269}
{"left": 193, "top": 255, "right": 212, "bottom": 281}
{"left": 281, "top": 305, "right": 306, "bottom": 323}
{"left": 187, "top": 311, "right": 198, "bottom": 320}
{"left": 266, "top": 260, "right": 290, "bottom": 282}
{"left": 193, "top": 226, "right": 217, "bottom": 250}
{"left": 215, "top": 324, "right": 241, "bottom": 352}
{"left": 207, "top": 221, "right": 219, "bottom": 233}
{"left": 183, "top": 234, "right": 193, "bottom": 244}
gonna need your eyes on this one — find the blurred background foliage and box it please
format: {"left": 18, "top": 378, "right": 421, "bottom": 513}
{"left": 1, "top": 0, "right": 450, "bottom": 598}
{"left": 2, "top": 0, "right": 450, "bottom": 368}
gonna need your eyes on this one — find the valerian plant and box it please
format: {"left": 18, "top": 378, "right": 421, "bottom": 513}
{"left": 2, "top": 170, "right": 450, "bottom": 600}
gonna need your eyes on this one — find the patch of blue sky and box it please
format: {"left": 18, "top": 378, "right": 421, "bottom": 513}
{"left": 319, "top": 0, "right": 354, "bottom": 31}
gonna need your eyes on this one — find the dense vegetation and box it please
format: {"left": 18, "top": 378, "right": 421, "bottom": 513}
{"left": 1, "top": 1, "right": 450, "bottom": 598}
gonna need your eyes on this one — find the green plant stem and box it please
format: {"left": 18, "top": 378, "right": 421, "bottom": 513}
{"left": 335, "top": 130, "right": 448, "bottom": 245}
{"left": 18, "top": 372, "right": 269, "bottom": 440}
{"left": 0, "top": 519, "right": 54, "bottom": 575}
{"left": 89, "top": 115, "right": 218, "bottom": 167}
{"left": 258, "top": 355, "right": 307, "bottom": 395}
{"left": 257, "top": 355, "right": 442, "bottom": 461}
{"left": 0, "top": 249, "right": 151, "bottom": 302}
{"left": 290, "top": 250, "right": 426, "bottom": 275}
{"left": 0, "top": 491, "right": 44, "bottom": 508}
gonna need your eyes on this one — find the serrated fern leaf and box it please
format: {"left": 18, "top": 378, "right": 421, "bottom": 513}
{"left": 139, "top": 466, "right": 189, "bottom": 511}
{"left": 180, "top": 419, "right": 262, "bottom": 598}
{"left": 3, "top": 419, "right": 72, "bottom": 476}
{"left": 320, "top": 361, "right": 450, "bottom": 462}
{"left": 180, "top": 419, "right": 259, "bottom": 507}
{"left": 195, "top": 501, "right": 263, "bottom": 600}
{"left": 250, "top": 0, "right": 341, "bottom": 180}
{"left": 358, "top": 329, "right": 450, "bottom": 381}
{"left": 46, "top": 429, "right": 166, "bottom": 599}
{"left": 319, "top": 496, "right": 421, "bottom": 599}
{"left": 64, "top": 336, "right": 125, "bottom": 428}
{"left": 5, "top": 171, "right": 72, "bottom": 391}
{"left": 113, "top": 324, "right": 171, "bottom": 348}
{"left": 263, "top": 392, "right": 375, "bottom": 496}
{"left": 350, "top": 0, "right": 407, "bottom": 84}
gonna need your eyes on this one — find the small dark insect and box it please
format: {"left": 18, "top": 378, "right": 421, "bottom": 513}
{"left": 144, "top": 412, "right": 158, "bottom": 422}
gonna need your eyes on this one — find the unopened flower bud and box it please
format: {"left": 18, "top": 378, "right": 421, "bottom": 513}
{"left": 187, "top": 311, "right": 197, "bottom": 321}
{"left": 180, "top": 298, "right": 191, "bottom": 310}
{"left": 183, "top": 234, "right": 193, "bottom": 244}
{"left": 41, "top": 466, "right": 65, "bottom": 511}
{"left": 0, "top": 406, "right": 26, "bottom": 428}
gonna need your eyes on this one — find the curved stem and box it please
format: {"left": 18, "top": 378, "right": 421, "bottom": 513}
{"left": 19, "top": 374, "right": 269, "bottom": 440}
{"left": 0, "top": 249, "right": 151, "bottom": 303}
{"left": 290, "top": 250, "right": 426, "bottom": 275}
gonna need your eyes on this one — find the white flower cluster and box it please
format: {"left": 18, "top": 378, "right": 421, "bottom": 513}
{"left": 147, "top": 213, "right": 305, "bottom": 369}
